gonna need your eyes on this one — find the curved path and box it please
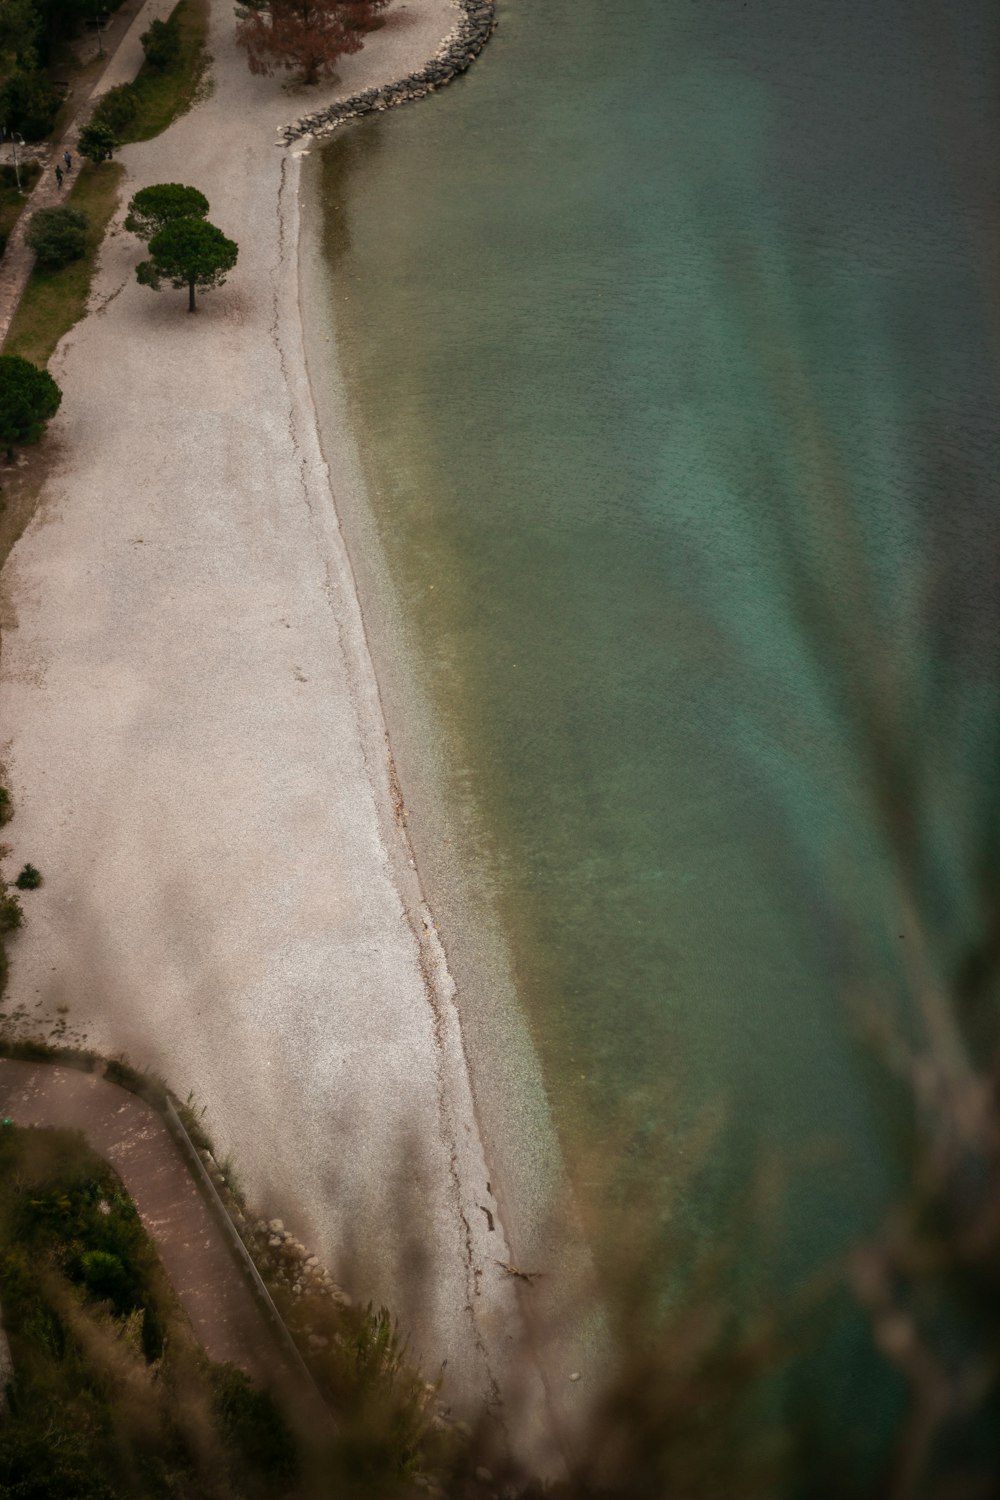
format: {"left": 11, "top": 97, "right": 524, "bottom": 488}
{"left": 0, "top": 0, "right": 559, "bottom": 1468}
{"left": 0, "top": 1058, "right": 289, "bottom": 1384}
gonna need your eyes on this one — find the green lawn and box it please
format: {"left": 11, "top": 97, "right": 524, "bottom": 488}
{"left": 3, "top": 162, "right": 124, "bottom": 368}
{"left": 118, "top": 0, "right": 210, "bottom": 144}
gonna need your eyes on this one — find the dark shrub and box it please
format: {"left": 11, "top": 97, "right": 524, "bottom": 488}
{"left": 77, "top": 1249, "right": 134, "bottom": 1312}
{"left": 0, "top": 787, "right": 11, "bottom": 825}
{"left": 0, "top": 163, "right": 39, "bottom": 198}
{"left": 0, "top": 892, "right": 23, "bottom": 933}
{"left": 14, "top": 864, "right": 42, "bottom": 890}
{"left": 0, "top": 70, "right": 61, "bottom": 141}
{"left": 212, "top": 1365, "right": 298, "bottom": 1480}
{"left": 141, "top": 1301, "right": 165, "bottom": 1362}
{"left": 140, "top": 14, "right": 181, "bottom": 70}
{"left": 76, "top": 121, "right": 117, "bottom": 164}
{"left": 91, "top": 83, "right": 139, "bottom": 136}
{"left": 0, "top": 354, "right": 62, "bottom": 460}
{"left": 26, "top": 208, "right": 88, "bottom": 268}
{"left": 0, "top": 1420, "right": 119, "bottom": 1500}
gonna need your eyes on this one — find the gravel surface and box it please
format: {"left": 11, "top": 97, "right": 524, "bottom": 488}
{"left": 0, "top": 0, "right": 556, "bottom": 1459}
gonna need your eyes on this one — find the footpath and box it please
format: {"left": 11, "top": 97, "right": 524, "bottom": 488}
{"left": 0, "top": 0, "right": 175, "bottom": 346}
{"left": 0, "top": 1057, "right": 303, "bottom": 1390}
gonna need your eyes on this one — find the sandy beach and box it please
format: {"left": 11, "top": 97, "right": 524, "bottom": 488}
{"left": 0, "top": 0, "right": 561, "bottom": 1459}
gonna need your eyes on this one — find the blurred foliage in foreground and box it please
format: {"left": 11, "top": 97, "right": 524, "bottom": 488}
{"left": 2, "top": 1037, "right": 998, "bottom": 1500}
{"left": 0, "top": 1126, "right": 297, "bottom": 1499}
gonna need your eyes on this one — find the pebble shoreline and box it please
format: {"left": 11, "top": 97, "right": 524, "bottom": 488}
{"left": 281, "top": 0, "right": 497, "bottom": 143}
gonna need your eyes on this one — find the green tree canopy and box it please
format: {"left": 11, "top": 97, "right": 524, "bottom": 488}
{"left": 25, "top": 206, "right": 88, "bottom": 267}
{"left": 0, "top": 354, "right": 61, "bottom": 462}
{"left": 0, "top": 0, "right": 41, "bottom": 66}
{"left": 0, "top": 67, "right": 60, "bottom": 139}
{"left": 89, "top": 81, "right": 138, "bottom": 137}
{"left": 76, "top": 120, "right": 117, "bottom": 163}
{"left": 136, "top": 217, "right": 238, "bottom": 312}
{"left": 124, "top": 183, "right": 209, "bottom": 242}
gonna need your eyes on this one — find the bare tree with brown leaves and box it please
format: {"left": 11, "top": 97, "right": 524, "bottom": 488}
{"left": 236, "top": 0, "right": 383, "bottom": 87}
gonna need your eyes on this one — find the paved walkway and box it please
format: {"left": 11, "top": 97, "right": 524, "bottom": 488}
{"left": 0, "top": 0, "right": 173, "bottom": 346}
{"left": 0, "top": 1058, "right": 291, "bottom": 1385}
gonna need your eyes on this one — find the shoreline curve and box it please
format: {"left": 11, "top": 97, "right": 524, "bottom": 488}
{"left": 282, "top": 0, "right": 497, "bottom": 143}
{"left": 0, "top": 0, "right": 587, "bottom": 1472}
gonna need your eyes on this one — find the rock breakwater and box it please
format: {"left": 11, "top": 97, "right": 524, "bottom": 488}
{"left": 281, "top": 0, "right": 496, "bottom": 143}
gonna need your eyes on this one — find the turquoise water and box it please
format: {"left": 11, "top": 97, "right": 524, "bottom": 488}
{"left": 308, "top": 0, "right": 1000, "bottom": 1460}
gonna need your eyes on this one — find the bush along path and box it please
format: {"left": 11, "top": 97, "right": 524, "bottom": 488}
{"left": 0, "top": 1056, "right": 310, "bottom": 1393}
{"left": 0, "top": 1055, "right": 476, "bottom": 1492}
{"left": 0, "top": 1122, "right": 310, "bottom": 1499}
{"left": 0, "top": 0, "right": 178, "bottom": 349}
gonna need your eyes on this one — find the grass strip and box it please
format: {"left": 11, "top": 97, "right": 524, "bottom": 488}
{"left": 117, "top": 0, "right": 210, "bottom": 144}
{"left": 3, "top": 161, "right": 124, "bottom": 368}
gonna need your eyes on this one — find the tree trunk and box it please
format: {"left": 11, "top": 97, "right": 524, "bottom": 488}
{"left": 5, "top": 447, "right": 13, "bottom": 465}
{"left": 188, "top": 278, "right": 196, "bottom": 312}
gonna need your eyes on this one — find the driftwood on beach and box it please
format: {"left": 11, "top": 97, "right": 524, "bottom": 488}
{"left": 281, "top": 0, "right": 496, "bottom": 143}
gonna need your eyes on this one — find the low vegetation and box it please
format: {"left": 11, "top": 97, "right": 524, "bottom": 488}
{"left": 3, "top": 161, "right": 123, "bottom": 367}
{"left": 85, "top": 0, "right": 209, "bottom": 149}
{"left": 0, "top": 1020, "right": 993, "bottom": 1498}
{"left": 0, "top": 889, "right": 22, "bottom": 934}
{"left": 25, "top": 205, "right": 88, "bottom": 267}
{"left": 0, "top": 1043, "right": 462, "bottom": 1495}
{"left": 77, "top": 117, "right": 118, "bottom": 163}
{"left": 141, "top": 14, "right": 183, "bottom": 73}
{"left": 127, "top": 0, "right": 210, "bottom": 141}
{"left": 0, "top": 1125, "right": 298, "bottom": 1499}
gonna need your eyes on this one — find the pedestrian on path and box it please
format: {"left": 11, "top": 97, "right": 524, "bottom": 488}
{"left": 55, "top": 164, "right": 63, "bottom": 188}
{"left": 63, "top": 150, "right": 72, "bottom": 173}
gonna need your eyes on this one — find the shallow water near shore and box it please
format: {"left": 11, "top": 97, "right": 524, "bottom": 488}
{"left": 303, "top": 0, "right": 1000, "bottom": 1465}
